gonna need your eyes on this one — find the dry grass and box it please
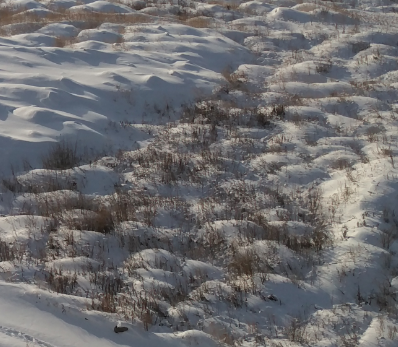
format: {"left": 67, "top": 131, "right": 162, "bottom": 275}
{"left": 294, "top": 3, "right": 318, "bottom": 12}
{"left": 221, "top": 66, "right": 248, "bottom": 91}
{"left": 331, "top": 158, "right": 351, "bottom": 170}
{"left": 41, "top": 139, "right": 81, "bottom": 170}
{"left": 185, "top": 16, "right": 213, "bottom": 28}
{"left": 207, "top": 0, "right": 240, "bottom": 10}
{"left": 0, "top": 7, "right": 154, "bottom": 35}
{"left": 54, "top": 35, "right": 77, "bottom": 47}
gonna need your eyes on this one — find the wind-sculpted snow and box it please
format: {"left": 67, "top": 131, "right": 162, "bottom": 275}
{"left": 0, "top": 21, "right": 250, "bottom": 171}
{"left": 0, "top": 0, "right": 398, "bottom": 346}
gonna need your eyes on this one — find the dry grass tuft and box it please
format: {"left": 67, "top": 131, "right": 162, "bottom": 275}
{"left": 0, "top": 8, "right": 154, "bottom": 35}
{"left": 54, "top": 36, "right": 77, "bottom": 47}
{"left": 185, "top": 16, "right": 213, "bottom": 28}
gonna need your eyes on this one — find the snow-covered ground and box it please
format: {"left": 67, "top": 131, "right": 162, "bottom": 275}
{"left": 0, "top": 0, "right": 398, "bottom": 346}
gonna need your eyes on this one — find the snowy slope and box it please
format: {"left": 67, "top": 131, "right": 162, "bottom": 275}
{"left": 0, "top": 280, "right": 220, "bottom": 347}
{"left": 0, "top": 0, "right": 398, "bottom": 346}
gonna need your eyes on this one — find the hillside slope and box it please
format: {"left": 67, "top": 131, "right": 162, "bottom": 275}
{"left": 0, "top": 0, "right": 398, "bottom": 346}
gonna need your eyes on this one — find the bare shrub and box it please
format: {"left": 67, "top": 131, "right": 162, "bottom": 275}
{"left": 45, "top": 268, "right": 78, "bottom": 294}
{"left": 65, "top": 207, "right": 115, "bottom": 234}
{"left": 290, "top": 112, "right": 305, "bottom": 126}
{"left": 316, "top": 60, "right": 332, "bottom": 74}
{"left": 265, "top": 161, "right": 286, "bottom": 174}
{"left": 0, "top": 239, "right": 16, "bottom": 261}
{"left": 42, "top": 139, "right": 81, "bottom": 170}
{"left": 254, "top": 105, "right": 285, "bottom": 128}
{"left": 108, "top": 189, "right": 138, "bottom": 223}
{"left": 284, "top": 317, "right": 309, "bottom": 344}
{"left": 388, "top": 325, "right": 398, "bottom": 340}
{"left": 142, "top": 309, "right": 153, "bottom": 331}
{"left": 379, "top": 228, "right": 398, "bottom": 249}
{"left": 366, "top": 126, "right": 382, "bottom": 142}
{"left": 270, "top": 104, "right": 285, "bottom": 119}
{"left": 54, "top": 36, "right": 76, "bottom": 47}
{"left": 221, "top": 66, "right": 248, "bottom": 92}
{"left": 331, "top": 158, "right": 351, "bottom": 170}
{"left": 0, "top": 5, "right": 23, "bottom": 27}
{"left": 34, "top": 192, "right": 94, "bottom": 217}
{"left": 228, "top": 248, "right": 267, "bottom": 277}
{"left": 181, "top": 101, "right": 229, "bottom": 126}
{"left": 255, "top": 108, "right": 273, "bottom": 128}
{"left": 206, "top": 322, "right": 235, "bottom": 346}
{"left": 305, "top": 186, "right": 324, "bottom": 223}
{"left": 379, "top": 147, "right": 393, "bottom": 157}
{"left": 304, "top": 134, "right": 318, "bottom": 146}
{"left": 33, "top": 192, "right": 118, "bottom": 234}
{"left": 348, "top": 141, "right": 369, "bottom": 163}
{"left": 2, "top": 176, "right": 23, "bottom": 193}
{"left": 374, "top": 281, "right": 397, "bottom": 314}
{"left": 88, "top": 271, "right": 123, "bottom": 313}
{"left": 97, "top": 292, "right": 117, "bottom": 313}
{"left": 2, "top": 171, "right": 76, "bottom": 194}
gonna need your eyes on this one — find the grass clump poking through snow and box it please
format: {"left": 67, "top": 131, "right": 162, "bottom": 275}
{"left": 0, "top": 239, "right": 16, "bottom": 262}
{"left": 41, "top": 139, "right": 81, "bottom": 170}
{"left": 1, "top": 0, "right": 398, "bottom": 346}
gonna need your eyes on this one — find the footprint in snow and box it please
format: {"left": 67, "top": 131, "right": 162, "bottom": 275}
{"left": 0, "top": 325, "right": 58, "bottom": 347}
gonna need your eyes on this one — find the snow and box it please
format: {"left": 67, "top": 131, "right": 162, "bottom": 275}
{"left": 0, "top": 281, "right": 200, "bottom": 347}
{"left": 0, "top": 0, "right": 397, "bottom": 346}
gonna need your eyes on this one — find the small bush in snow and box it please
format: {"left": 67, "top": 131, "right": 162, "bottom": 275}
{"left": 42, "top": 139, "right": 81, "bottom": 170}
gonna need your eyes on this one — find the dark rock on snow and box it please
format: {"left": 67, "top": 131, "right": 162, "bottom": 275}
{"left": 114, "top": 326, "right": 129, "bottom": 333}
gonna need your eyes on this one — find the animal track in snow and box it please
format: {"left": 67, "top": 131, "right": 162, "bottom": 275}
{"left": 0, "top": 325, "right": 58, "bottom": 347}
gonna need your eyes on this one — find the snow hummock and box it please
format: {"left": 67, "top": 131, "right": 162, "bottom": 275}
{"left": 0, "top": 0, "right": 397, "bottom": 346}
